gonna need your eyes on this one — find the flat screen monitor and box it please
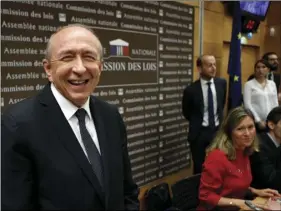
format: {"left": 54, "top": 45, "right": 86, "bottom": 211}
{"left": 240, "top": 1, "right": 270, "bottom": 21}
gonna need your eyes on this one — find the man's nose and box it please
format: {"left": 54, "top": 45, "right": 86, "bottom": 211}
{"left": 72, "top": 56, "right": 86, "bottom": 73}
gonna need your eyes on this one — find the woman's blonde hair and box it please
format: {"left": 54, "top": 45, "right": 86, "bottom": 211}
{"left": 206, "top": 106, "right": 259, "bottom": 160}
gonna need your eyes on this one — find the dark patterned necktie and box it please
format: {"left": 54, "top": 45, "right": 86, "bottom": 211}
{"left": 75, "top": 108, "right": 104, "bottom": 188}
{"left": 207, "top": 82, "right": 215, "bottom": 128}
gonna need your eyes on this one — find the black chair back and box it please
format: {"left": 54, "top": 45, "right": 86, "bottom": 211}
{"left": 171, "top": 174, "right": 201, "bottom": 211}
{"left": 144, "top": 182, "right": 173, "bottom": 211}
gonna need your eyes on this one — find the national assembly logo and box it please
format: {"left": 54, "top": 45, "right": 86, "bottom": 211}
{"left": 93, "top": 27, "right": 158, "bottom": 86}
{"left": 103, "top": 37, "right": 158, "bottom": 72}
{"left": 106, "top": 38, "right": 156, "bottom": 58}
{"left": 109, "top": 39, "right": 129, "bottom": 56}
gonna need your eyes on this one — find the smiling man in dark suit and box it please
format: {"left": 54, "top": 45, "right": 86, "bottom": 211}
{"left": 250, "top": 106, "right": 281, "bottom": 192}
{"left": 182, "top": 55, "right": 227, "bottom": 174}
{"left": 1, "top": 24, "right": 139, "bottom": 210}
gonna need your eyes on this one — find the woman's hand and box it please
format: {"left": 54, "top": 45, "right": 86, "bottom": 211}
{"left": 254, "top": 188, "right": 280, "bottom": 197}
{"left": 232, "top": 199, "right": 247, "bottom": 208}
{"left": 235, "top": 199, "right": 265, "bottom": 210}
{"left": 266, "top": 197, "right": 281, "bottom": 210}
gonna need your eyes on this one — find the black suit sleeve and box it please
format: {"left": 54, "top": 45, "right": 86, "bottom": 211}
{"left": 1, "top": 114, "right": 37, "bottom": 210}
{"left": 182, "top": 86, "right": 192, "bottom": 121}
{"left": 222, "top": 79, "right": 227, "bottom": 110}
{"left": 250, "top": 149, "right": 281, "bottom": 192}
{"left": 117, "top": 111, "right": 140, "bottom": 210}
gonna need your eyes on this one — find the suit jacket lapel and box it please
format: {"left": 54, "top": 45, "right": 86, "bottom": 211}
{"left": 90, "top": 97, "right": 111, "bottom": 209}
{"left": 264, "top": 133, "right": 278, "bottom": 150}
{"left": 37, "top": 84, "right": 105, "bottom": 205}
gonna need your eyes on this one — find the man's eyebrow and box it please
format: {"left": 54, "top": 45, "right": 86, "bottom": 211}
{"left": 83, "top": 50, "right": 97, "bottom": 55}
{"left": 57, "top": 49, "right": 76, "bottom": 56}
{"left": 57, "top": 49, "right": 97, "bottom": 56}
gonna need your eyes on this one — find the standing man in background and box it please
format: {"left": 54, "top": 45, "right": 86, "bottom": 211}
{"left": 182, "top": 55, "right": 227, "bottom": 174}
{"left": 2, "top": 24, "right": 139, "bottom": 210}
{"left": 263, "top": 52, "right": 280, "bottom": 92}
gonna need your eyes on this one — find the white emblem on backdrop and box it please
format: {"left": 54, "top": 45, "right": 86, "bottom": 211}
{"left": 118, "top": 88, "right": 124, "bottom": 96}
{"left": 118, "top": 107, "right": 124, "bottom": 114}
{"left": 58, "top": 13, "right": 66, "bottom": 22}
{"left": 116, "top": 11, "right": 122, "bottom": 18}
{"left": 1, "top": 98, "right": 4, "bottom": 107}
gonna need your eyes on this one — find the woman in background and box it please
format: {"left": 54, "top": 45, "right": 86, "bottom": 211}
{"left": 197, "top": 107, "right": 280, "bottom": 210}
{"left": 244, "top": 59, "right": 279, "bottom": 132}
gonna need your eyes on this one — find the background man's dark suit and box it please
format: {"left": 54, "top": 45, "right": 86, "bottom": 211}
{"left": 1, "top": 84, "right": 139, "bottom": 210}
{"left": 250, "top": 133, "right": 281, "bottom": 192}
{"left": 182, "top": 77, "right": 227, "bottom": 173}
{"left": 272, "top": 73, "right": 280, "bottom": 91}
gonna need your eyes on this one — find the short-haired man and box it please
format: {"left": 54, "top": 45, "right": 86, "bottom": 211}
{"left": 250, "top": 106, "right": 281, "bottom": 192}
{"left": 182, "top": 55, "right": 227, "bottom": 174}
{"left": 2, "top": 24, "right": 139, "bottom": 210}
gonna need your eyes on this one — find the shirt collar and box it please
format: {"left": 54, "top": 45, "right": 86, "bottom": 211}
{"left": 200, "top": 78, "right": 214, "bottom": 85}
{"left": 50, "top": 83, "right": 92, "bottom": 120}
{"left": 267, "top": 132, "right": 280, "bottom": 148}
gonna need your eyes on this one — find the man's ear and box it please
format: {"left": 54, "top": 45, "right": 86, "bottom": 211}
{"left": 42, "top": 59, "right": 53, "bottom": 82}
{"left": 98, "top": 61, "right": 103, "bottom": 76}
{"left": 267, "top": 121, "right": 275, "bottom": 130}
{"left": 197, "top": 66, "right": 202, "bottom": 75}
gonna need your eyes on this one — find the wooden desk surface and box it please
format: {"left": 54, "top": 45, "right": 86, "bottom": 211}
{"left": 240, "top": 197, "right": 269, "bottom": 210}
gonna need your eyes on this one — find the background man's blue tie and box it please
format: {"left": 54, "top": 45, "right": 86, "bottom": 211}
{"left": 75, "top": 108, "right": 104, "bottom": 189}
{"left": 207, "top": 82, "right": 215, "bottom": 128}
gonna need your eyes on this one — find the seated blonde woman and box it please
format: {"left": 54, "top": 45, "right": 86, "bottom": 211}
{"left": 197, "top": 107, "right": 280, "bottom": 210}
